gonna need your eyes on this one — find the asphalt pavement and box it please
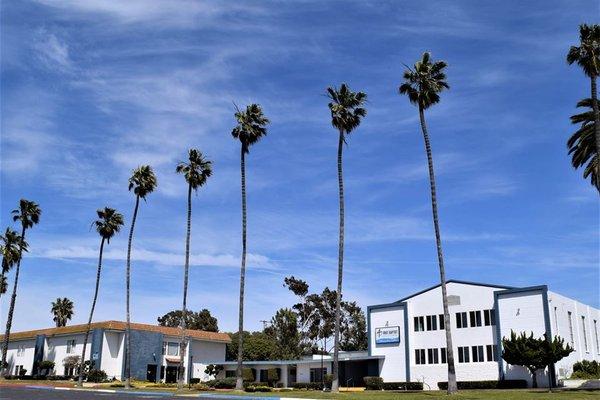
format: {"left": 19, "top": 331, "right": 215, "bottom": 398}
{"left": 0, "top": 386, "right": 180, "bottom": 399}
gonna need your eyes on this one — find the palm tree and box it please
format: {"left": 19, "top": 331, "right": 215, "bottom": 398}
{"left": 0, "top": 228, "right": 27, "bottom": 299}
{"left": 77, "top": 207, "right": 124, "bottom": 387}
{"left": 231, "top": 103, "right": 269, "bottom": 390}
{"left": 124, "top": 166, "right": 157, "bottom": 388}
{"left": 567, "top": 24, "right": 600, "bottom": 192}
{"left": 51, "top": 297, "right": 74, "bottom": 327}
{"left": 399, "top": 52, "right": 458, "bottom": 394}
{"left": 326, "top": 84, "right": 367, "bottom": 392}
{"left": 568, "top": 98, "right": 598, "bottom": 189}
{"left": 175, "top": 149, "right": 212, "bottom": 389}
{"left": 1, "top": 199, "right": 41, "bottom": 376}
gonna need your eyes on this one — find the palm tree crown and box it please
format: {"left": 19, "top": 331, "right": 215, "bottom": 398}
{"left": 12, "top": 199, "right": 41, "bottom": 230}
{"left": 399, "top": 52, "right": 449, "bottom": 110}
{"left": 176, "top": 149, "right": 213, "bottom": 191}
{"left": 94, "top": 208, "right": 125, "bottom": 243}
{"left": 128, "top": 165, "right": 158, "bottom": 199}
{"left": 327, "top": 84, "right": 367, "bottom": 134}
{"left": 568, "top": 98, "right": 598, "bottom": 188}
{"left": 567, "top": 24, "right": 600, "bottom": 78}
{"left": 1, "top": 228, "right": 27, "bottom": 274}
{"left": 51, "top": 297, "right": 74, "bottom": 327}
{"left": 231, "top": 103, "right": 270, "bottom": 153}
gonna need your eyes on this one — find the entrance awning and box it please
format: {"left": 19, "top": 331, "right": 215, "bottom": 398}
{"left": 165, "top": 356, "right": 180, "bottom": 363}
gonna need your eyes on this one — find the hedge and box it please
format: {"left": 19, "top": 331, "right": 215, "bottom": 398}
{"left": 364, "top": 376, "right": 383, "bottom": 390}
{"left": 245, "top": 385, "right": 272, "bottom": 392}
{"left": 207, "top": 378, "right": 237, "bottom": 389}
{"left": 87, "top": 369, "right": 107, "bottom": 383}
{"left": 291, "top": 382, "right": 324, "bottom": 390}
{"left": 190, "top": 378, "right": 201, "bottom": 384}
{"left": 438, "top": 380, "right": 527, "bottom": 390}
{"left": 382, "top": 382, "right": 423, "bottom": 391}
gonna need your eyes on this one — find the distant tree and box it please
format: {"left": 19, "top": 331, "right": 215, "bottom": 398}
{"left": 231, "top": 103, "right": 269, "bottom": 390}
{"left": 502, "top": 330, "right": 574, "bottom": 388}
{"left": 124, "top": 165, "right": 157, "bottom": 389}
{"left": 175, "top": 148, "right": 212, "bottom": 390}
{"left": 51, "top": 297, "right": 74, "bottom": 327}
{"left": 399, "top": 52, "right": 457, "bottom": 394}
{"left": 568, "top": 98, "right": 598, "bottom": 189}
{"left": 157, "top": 309, "right": 218, "bottom": 332}
{"left": 0, "top": 228, "right": 27, "bottom": 299}
{"left": 78, "top": 207, "right": 124, "bottom": 387}
{"left": 265, "top": 308, "right": 301, "bottom": 360}
{"left": 2, "top": 199, "right": 41, "bottom": 376}
{"left": 339, "top": 301, "right": 368, "bottom": 351}
{"left": 567, "top": 24, "right": 600, "bottom": 191}
{"left": 226, "top": 331, "right": 277, "bottom": 361}
{"left": 326, "top": 83, "right": 367, "bottom": 393}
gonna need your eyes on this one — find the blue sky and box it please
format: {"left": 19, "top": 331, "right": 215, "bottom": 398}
{"left": 1, "top": 0, "right": 598, "bottom": 333}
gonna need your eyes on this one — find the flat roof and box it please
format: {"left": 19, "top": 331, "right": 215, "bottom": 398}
{"left": 0, "top": 320, "right": 231, "bottom": 343}
{"left": 216, "top": 354, "right": 384, "bottom": 366}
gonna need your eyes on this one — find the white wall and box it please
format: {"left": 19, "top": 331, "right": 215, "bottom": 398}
{"left": 190, "top": 340, "right": 227, "bottom": 382}
{"left": 44, "top": 333, "right": 90, "bottom": 375}
{"left": 101, "top": 331, "right": 124, "bottom": 380}
{"left": 5, "top": 339, "right": 35, "bottom": 375}
{"left": 296, "top": 361, "right": 331, "bottom": 383}
{"left": 369, "top": 304, "right": 407, "bottom": 383}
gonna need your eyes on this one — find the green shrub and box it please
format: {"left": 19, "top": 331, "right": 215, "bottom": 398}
{"left": 245, "top": 385, "right": 272, "bottom": 392}
{"left": 207, "top": 377, "right": 237, "bottom": 389}
{"left": 86, "top": 369, "right": 107, "bottom": 383}
{"left": 267, "top": 368, "right": 279, "bottom": 385}
{"left": 193, "top": 383, "right": 213, "bottom": 391}
{"left": 381, "top": 381, "right": 423, "bottom": 391}
{"left": 438, "top": 380, "right": 527, "bottom": 390}
{"left": 291, "top": 382, "right": 323, "bottom": 390}
{"left": 572, "top": 360, "right": 600, "bottom": 379}
{"left": 363, "top": 376, "right": 383, "bottom": 390}
{"left": 38, "top": 360, "right": 55, "bottom": 370}
{"left": 189, "top": 378, "right": 200, "bottom": 384}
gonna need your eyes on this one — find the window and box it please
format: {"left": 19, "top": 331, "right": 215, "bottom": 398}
{"left": 440, "top": 347, "right": 447, "bottom": 364}
{"left": 486, "top": 345, "right": 498, "bottom": 361}
{"left": 225, "top": 370, "right": 236, "bottom": 378}
{"left": 309, "top": 368, "right": 326, "bottom": 383}
{"left": 483, "top": 309, "right": 496, "bottom": 326}
{"left": 427, "top": 348, "right": 439, "bottom": 364}
{"left": 439, "top": 314, "right": 445, "bottom": 330}
{"left": 456, "top": 312, "right": 468, "bottom": 328}
{"left": 415, "top": 349, "right": 426, "bottom": 365}
{"left": 594, "top": 320, "right": 599, "bottom": 355}
{"left": 414, "top": 316, "right": 425, "bottom": 332}
{"left": 166, "top": 342, "right": 179, "bottom": 356}
{"left": 426, "top": 315, "right": 437, "bottom": 331}
{"left": 470, "top": 311, "right": 482, "bottom": 327}
{"left": 582, "top": 316, "right": 588, "bottom": 352}
{"left": 15, "top": 365, "right": 23, "bottom": 375}
{"left": 16, "top": 345, "right": 25, "bottom": 357}
{"left": 457, "top": 346, "right": 469, "bottom": 363}
{"left": 471, "top": 345, "right": 485, "bottom": 362}
{"left": 553, "top": 307, "right": 559, "bottom": 335}
{"left": 66, "top": 340, "right": 76, "bottom": 354}
{"left": 259, "top": 369, "right": 269, "bottom": 383}
{"left": 568, "top": 312, "right": 575, "bottom": 348}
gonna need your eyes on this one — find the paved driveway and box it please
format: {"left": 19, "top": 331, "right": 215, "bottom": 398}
{"left": 0, "top": 387, "right": 179, "bottom": 399}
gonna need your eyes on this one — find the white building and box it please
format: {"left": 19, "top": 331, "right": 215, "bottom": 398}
{"left": 368, "top": 280, "right": 600, "bottom": 389}
{"left": 1, "top": 320, "right": 230, "bottom": 383}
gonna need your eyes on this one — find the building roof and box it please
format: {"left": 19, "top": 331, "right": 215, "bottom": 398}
{"left": 216, "top": 352, "right": 384, "bottom": 366}
{"left": 0, "top": 320, "right": 231, "bottom": 343}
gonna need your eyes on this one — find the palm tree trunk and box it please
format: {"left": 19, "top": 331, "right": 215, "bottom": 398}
{"left": 235, "top": 147, "right": 247, "bottom": 391}
{"left": 590, "top": 76, "right": 600, "bottom": 192}
{"left": 177, "top": 183, "right": 193, "bottom": 390}
{"left": 1, "top": 226, "right": 26, "bottom": 377}
{"left": 419, "top": 106, "right": 458, "bottom": 394}
{"left": 77, "top": 237, "right": 106, "bottom": 387}
{"left": 124, "top": 195, "right": 140, "bottom": 389}
{"left": 331, "top": 128, "right": 345, "bottom": 393}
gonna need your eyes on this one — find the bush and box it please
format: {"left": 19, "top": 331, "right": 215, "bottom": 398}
{"left": 193, "top": 383, "right": 213, "bottom": 391}
{"left": 38, "top": 360, "right": 55, "bottom": 370}
{"left": 207, "top": 377, "right": 237, "bottom": 389}
{"left": 86, "top": 369, "right": 107, "bottom": 383}
{"left": 47, "top": 375, "right": 69, "bottom": 381}
{"left": 381, "top": 381, "right": 423, "bottom": 391}
{"left": 572, "top": 360, "right": 600, "bottom": 379}
{"left": 275, "top": 382, "right": 285, "bottom": 388}
{"left": 364, "top": 376, "right": 383, "bottom": 390}
{"left": 189, "top": 378, "right": 200, "bottom": 384}
{"left": 437, "top": 380, "right": 527, "bottom": 390}
{"left": 291, "top": 382, "right": 323, "bottom": 390}
{"left": 267, "top": 368, "right": 279, "bottom": 385}
{"left": 242, "top": 367, "right": 255, "bottom": 382}
{"left": 245, "top": 385, "right": 272, "bottom": 392}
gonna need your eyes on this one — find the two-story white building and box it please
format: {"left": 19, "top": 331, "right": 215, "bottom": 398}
{"left": 368, "top": 280, "right": 600, "bottom": 389}
{"left": 1, "top": 320, "right": 230, "bottom": 383}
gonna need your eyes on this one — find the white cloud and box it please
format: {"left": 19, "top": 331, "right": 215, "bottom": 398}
{"left": 32, "top": 29, "right": 72, "bottom": 72}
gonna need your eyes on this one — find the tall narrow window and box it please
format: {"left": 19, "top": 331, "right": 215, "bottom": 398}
{"left": 66, "top": 340, "right": 76, "bottom": 354}
{"left": 568, "top": 311, "right": 575, "bottom": 348}
{"left": 486, "top": 344, "right": 498, "bottom": 361}
{"left": 427, "top": 348, "right": 439, "bottom": 364}
{"left": 484, "top": 309, "right": 496, "bottom": 326}
{"left": 456, "top": 312, "right": 468, "bottom": 328}
{"left": 594, "top": 320, "right": 599, "bottom": 355}
{"left": 470, "top": 311, "right": 482, "bottom": 327}
{"left": 553, "top": 307, "right": 559, "bottom": 335}
{"left": 471, "top": 345, "right": 484, "bottom": 362}
{"left": 439, "top": 314, "right": 445, "bottom": 329}
{"left": 415, "top": 349, "right": 426, "bottom": 365}
{"left": 414, "top": 316, "right": 425, "bottom": 332}
{"left": 457, "top": 346, "right": 469, "bottom": 363}
{"left": 440, "top": 347, "right": 447, "bottom": 364}
{"left": 582, "top": 316, "right": 588, "bottom": 352}
{"left": 426, "top": 315, "right": 437, "bottom": 331}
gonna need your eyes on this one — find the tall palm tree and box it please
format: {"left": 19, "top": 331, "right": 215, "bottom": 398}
{"left": 0, "top": 228, "right": 27, "bottom": 299}
{"left": 51, "top": 297, "right": 74, "bottom": 327}
{"left": 399, "top": 52, "right": 458, "bottom": 394}
{"left": 1, "top": 199, "right": 41, "bottom": 376}
{"left": 568, "top": 98, "right": 598, "bottom": 189}
{"left": 567, "top": 24, "right": 600, "bottom": 192}
{"left": 124, "top": 166, "right": 157, "bottom": 389}
{"left": 77, "top": 207, "right": 124, "bottom": 387}
{"left": 326, "top": 84, "right": 367, "bottom": 392}
{"left": 231, "top": 103, "right": 269, "bottom": 390}
{"left": 175, "top": 149, "right": 212, "bottom": 389}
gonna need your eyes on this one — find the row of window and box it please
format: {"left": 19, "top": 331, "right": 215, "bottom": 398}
{"left": 414, "top": 314, "right": 445, "bottom": 332}
{"left": 456, "top": 309, "right": 495, "bottom": 329}
{"left": 565, "top": 311, "right": 600, "bottom": 355}
{"left": 414, "top": 347, "right": 447, "bottom": 364}
{"left": 457, "top": 345, "right": 498, "bottom": 363}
